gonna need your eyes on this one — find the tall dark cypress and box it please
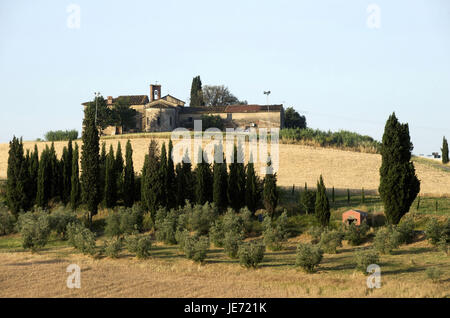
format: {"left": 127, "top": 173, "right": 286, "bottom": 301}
{"left": 182, "top": 151, "right": 194, "bottom": 203}
{"left": 28, "top": 144, "right": 39, "bottom": 206}
{"left": 167, "top": 140, "right": 176, "bottom": 208}
{"left": 70, "top": 143, "right": 80, "bottom": 210}
{"left": 98, "top": 142, "right": 107, "bottom": 204}
{"left": 6, "top": 136, "right": 30, "bottom": 215}
{"left": 190, "top": 75, "right": 204, "bottom": 106}
{"left": 442, "top": 136, "right": 449, "bottom": 164}
{"left": 236, "top": 142, "right": 246, "bottom": 208}
{"left": 194, "top": 147, "right": 213, "bottom": 204}
{"left": 115, "top": 142, "right": 124, "bottom": 203}
{"left": 315, "top": 175, "right": 330, "bottom": 227}
{"left": 141, "top": 140, "right": 163, "bottom": 220}
{"left": 61, "top": 140, "right": 73, "bottom": 205}
{"left": 81, "top": 101, "right": 101, "bottom": 225}
{"left": 159, "top": 142, "right": 168, "bottom": 208}
{"left": 227, "top": 144, "right": 240, "bottom": 211}
{"left": 36, "top": 146, "right": 51, "bottom": 208}
{"left": 245, "top": 157, "right": 259, "bottom": 213}
{"left": 379, "top": 112, "right": 420, "bottom": 224}
{"left": 123, "top": 140, "right": 135, "bottom": 207}
{"left": 213, "top": 143, "right": 228, "bottom": 211}
{"left": 104, "top": 145, "right": 117, "bottom": 208}
{"left": 49, "top": 142, "right": 60, "bottom": 200}
{"left": 262, "top": 159, "right": 278, "bottom": 219}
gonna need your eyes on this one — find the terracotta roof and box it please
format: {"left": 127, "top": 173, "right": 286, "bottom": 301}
{"left": 343, "top": 209, "right": 368, "bottom": 215}
{"left": 161, "top": 94, "right": 185, "bottom": 103}
{"left": 180, "top": 104, "right": 282, "bottom": 114}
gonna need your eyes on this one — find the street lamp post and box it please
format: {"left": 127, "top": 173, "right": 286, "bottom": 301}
{"left": 94, "top": 92, "right": 100, "bottom": 126}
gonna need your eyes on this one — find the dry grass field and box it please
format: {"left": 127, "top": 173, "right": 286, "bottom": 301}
{"left": 0, "top": 233, "right": 448, "bottom": 298}
{"left": 0, "top": 137, "right": 449, "bottom": 196}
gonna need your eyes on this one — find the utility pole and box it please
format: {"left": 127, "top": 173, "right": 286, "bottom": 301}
{"left": 94, "top": 92, "right": 100, "bottom": 126}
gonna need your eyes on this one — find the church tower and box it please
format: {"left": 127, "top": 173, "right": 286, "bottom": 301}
{"left": 150, "top": 84, "right": 161, "bottom": 102}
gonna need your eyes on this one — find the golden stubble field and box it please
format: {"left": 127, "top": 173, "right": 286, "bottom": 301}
{"left": 0, "top": 235, "right": 448, "bottom": 298}
{"left": 0, "top": 138, "right": 449, "bottom": 196}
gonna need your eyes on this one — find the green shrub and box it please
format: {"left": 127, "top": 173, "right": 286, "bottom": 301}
{"left": 345, "top": 222, "right": 369, "bottom": 246}
{"left": 239, "top": 207, "right": 253, "bottom": 234}
{"left": 262, "top": 211, "right": 289, "bottom": 251}
{"left": 223, "top": 208, "right": 245, "bottom": 235}
{"left": 374, "top": 226, "right": 401, "bottom": 254}
{"left": 184, "top": 234, "right": 209, "bottom": 263}
{"left": 67, "top": 222, "right": 96, "bottom": 255}
{"left": 105, "top": 206, "right": 143, "bottom": 238}
{"left": 103, "top": 237, "right": 122, "bottom": 258}
{"left": 155, "top": 208, "right": 178, "bottom": 244}
{"left": 18, "top": 212, "right": 51, "bottom": 251}
{"left": 425, "top": 218, "right": 449, "bottom": 246}
{"left": 0, "top": 208, "right": 15, "bottom": 235}
{"left": 175, "top": 228, "right": 189, "bottom": 251}
{"left": 48, "top": 207, "right": 78, "bottom": 239}
{"left": 354, "top": 249, "right": 379, "bottom": 274}
{"left": 142, "top": 212, "right": 153, "bottom": 232}
{"left": 319, "top": 229, "right": 344, "bottom": 254}
{"left": 295, "top": 243, "right": 323, "bottom": 273}
{"left": 125, "top": 235, "right": 152, "bottom": 259}
{"left": 223, "top": 230, "right": 243, "bottom": 258}
{"left": 426, "top": 267, "right": 442, "bottom": 283}
{"left": 300, "top": 190, "right": 316, "bottom": 214}
{"left": 396, "top": 217, "right": 416, "bottom": 244}
{"left": 45, "top": 129, "right": 78, "bottom": 141}
{"left": 238, "top": 241, "right": 265, "bottom": 269}
{"left": 189, "top": 202, "right": 217, "bottom": 235}
{"left": 307, "top": 226, "right": 323, "bottom": 244}
{"left": 210, "top": 219, "right": 225, "bottom": 247}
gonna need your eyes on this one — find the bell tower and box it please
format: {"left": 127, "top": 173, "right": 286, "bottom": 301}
{"left": 150, "top": 84, "right": 161, "bottom": 102}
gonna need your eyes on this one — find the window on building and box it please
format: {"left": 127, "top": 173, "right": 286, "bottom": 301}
{"left": 227, "top": 113, "right": 232, "bottom": 121}
{"left": 157, "top": 117, "right": 161, "bottom": 126}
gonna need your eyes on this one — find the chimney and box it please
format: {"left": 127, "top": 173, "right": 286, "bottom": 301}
{"left": 107, "top": 96, "right": 113, "bottom": 105}
{"left": 150, "top": 84, "right": 161, "bottom": 102}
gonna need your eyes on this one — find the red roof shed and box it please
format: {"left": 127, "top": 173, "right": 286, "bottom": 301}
{"left": 342, "top": 210, "right": 368, "bottom": 226}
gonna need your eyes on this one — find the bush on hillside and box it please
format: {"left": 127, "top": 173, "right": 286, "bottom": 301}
{"left": 45, "top": 129, "right": 78, "bottom": 141}
{"left": 223, "top": 230, "right": 243, "bottom": 258}
{"left": 0, "top": 207, "right": 15, "bottom": 235}
{"left": 125, "top": 235, "right": 152, "bottom": 259}
{"left": 396, "top": 217, "right": 416, "bottom": 244}
{"left": 103, "top": 237, "right": 122, "bottom": 258}
{"left": 238, "top": 241, "right": 265, "bottom": 269}
{"left": 18, "top": 212, "right": 51, "bottom": 251}
{"left": 374, "top": 226, "right": 401, "bottom": 254}
{"left": 319, "top": 229, "right": 344, "bottom": 254}
{"left": 344, "top": 222, "right": 369, "bottom": 246}
{"left": 67, "top": 222, "right": 96, "bottom": 255}
{"left": 354, "top": 249, "right": 379, "bottom": 274}
{"left": 155, "top": 208, "right": 178, "bottom": 245}
{"left": 295, "top": 242, "right": 323, "bottom": 273}
{"left": 184, "top": 234, "right": 209, "bottom": 263}
{"left": 262, "top": 211, "right": 289, "bottom": 251}
{"left": 49, "top": 207, "right": 78, "bottom": 239}
{"left": 210, "top": 219, "right": 225, "bottom": 247}
{"left": 425, "top": 218, "right": 449, "bottom": 246}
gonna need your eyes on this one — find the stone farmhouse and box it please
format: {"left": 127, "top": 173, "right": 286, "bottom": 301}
{"left": 83, "top": 84, "right": 285, "bottom": 135}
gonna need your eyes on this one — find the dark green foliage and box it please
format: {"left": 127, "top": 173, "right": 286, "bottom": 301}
{"left": 245, "top": 160, "right": 259, "bottom": 213}
{"left": 7, "top": 136, "right": 31, "bottom": 215}
{"left": 300, "top": 187, "right": 316, "bottom": 215}
{"left": 307, "top": 226, "right": 324, "bottom": 244}
{"left": 331, "top": 186, "right": 335, "bottom": 204}
{"left": 48, "top": 143, "right": 61, "bottom": 200}
{"left": 190, "top": 75, "right": 205, "bottom": 107}
{"left": 263, "top": 210, "right": 289, "bottom": 251}
{"left": 103, "top": 237, "right": 122, "bottom": 258}
{"left": 210, "top": 219, "right": 225, "bottom": 247}
{"left": 202, "top": 85, "right": 247, "bottom": 106}
{"left": 104, "top": 145, "right": 117, "bottom": 208}
{"left": 280, "top": 128, "right": 380, "bottom": 152}
{"left": 67, "top": 222, "right": 96, "bottom": 255}
{"left": 0, "top": 207, "right": 15, "bottom": 235}
{"left": 262, "top": 160, "right": 278, "bottom": 218}
{"left": 44, "top": 129, "right": 78, "bottom": 142}
{"left": 159, "top": 143, "right": 168, "bottom": 208}
{"left": 70, "top": 143, "right": 81, "bottom": 210}
{"left": 36, "top": 145, "right": 52, "bottom": 208}
{"left": 194, "top": 147, "right": 213, "bottom": 205}
{"left": 223, "top": 230, "right": 243, "bottom": 258}
{"left": 189, "top": 202, "right": 217, "bottom": 235}
{"left": 315, "top": 175, "right": 330, "bottom": 227}
{"left": 284, "top": 107, "right": 307, "bottom": 129}
{"left": 347, "top": 189, "right": 350, "bottom": 203}
{"left": 105, "top": 205, "right": 143, "bottom": 238}
{"left": 175, "top": 152, "right": 194, "bottom": 207}
{"left": 396, "top": 217, "right": 416, "bottom": 244}
{"left": 184, "top": 234, "right": 209, "bottom": 263}
{"left": 155, "top": 207, "right": 178, "bottom": 244}
{"left": 115, "top": 142, "right": 124, "bottom": 203}
{"left": 123, "top": 140, "right": 135, "bottom": 207}
{"left": 379, "top": 113, "right": 420, "bottom": 224}
{"left": 361, "top": 188, "right": 365, "bottom": 204}
{"left": 200, "top": 114, "right": 224, "bottom": 130}
{"left": 345, "top": 222, "right": 369, "bottom": 246}
{"left": 166, "top": 140, "right": 176, "bottom": 209}
{"left": 374, "top": 226, "right": 401, "bottom": 254}
{"left": 354, "top": 249, "right": 379, "bottom": 274}
{"left": 238, "top": 241, "right": 265, "bottom": 269}
{"left": 28, "top": 145, "right": 39, "bottom": 206}
{"left": 18, "top": 212, "right": 51, "bottom": 251}
{"left": 319, "top": 229, "right": 344, "bottom": 254}
{"left": 442, "top": 136, "right": 449, "bottom": 164}
{"left": 98, "top": 142, "right": 107, "bottom": 204}
{"left": 141, "top": 140, "right": 164, "bottom": 219}
{"left": 81, "top": 103, "right": 101, "bottom": 225}
{"left": 425, "top": 218, "right": 449, "bottom": 246}
{"left": 125, "top": 235, "right": 152, "bottom": 259}
{"left": 49, "top": 207, "right": 78, "bottom": 239}
{"left": 111, "top": 96, "right": 137, "bottom": 131}
{"left": 213, "top": 144, "right": 228, "bottom": 211}
{"left": 61, "top": 140, "right": 73, "bottom": 205}
{"left": 295, "top": 243, "right": 323, "bottom": 273}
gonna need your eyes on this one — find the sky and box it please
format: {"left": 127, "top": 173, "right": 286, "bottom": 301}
{"left": 0, "top": 0, "right": 449, "bottom": 155}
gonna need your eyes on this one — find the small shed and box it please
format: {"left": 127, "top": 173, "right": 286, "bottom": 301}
{"left": 342, "top": 210, "right": 368, "bottom": 226}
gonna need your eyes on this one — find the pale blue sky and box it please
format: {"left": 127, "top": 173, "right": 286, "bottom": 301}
{"left": 1, "top": 0, "right": 449, "bottom": 155}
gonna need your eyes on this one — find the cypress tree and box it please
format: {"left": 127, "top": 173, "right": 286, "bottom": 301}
{"left": 361, "top": 187, "right": 365, "bottom": 204}
{"left": 227, "top": 144, "right": 240, "bottom": 211}
{"left": 98, "top": 142, "right": 107, "bottom": 203}
{"left": 236, "top": 142, "right": 246, "bottom": 208}
{"left": 175, "top": 163, "right": 184, "bottom": 207}
{"left": 28, "top": 144, "right": 39, "bottom": 206}
{"left": 347, "top": 189, "right": 350, "bottom": 204}
{"left": 36, "top": 146, "right": 51, "bottom": 208}
{"left": 245, "top": 155, "right": 259, "bottom": 213}
{"left": 104, "top": 145, "right": 117, "bottom": 208}
{"left": 61, "top": 140, "right": 73, "bottom": 205}
{"left": 167, "top": 140, "right": 176, "bottom": 208}
{"left": 263, "top": 159, "right": 278, "bottom": 219}
{"left": 49, "top": 142, "right": 60, "bottom": 200}
{"left": 194, "top": 147, "right": 213, "bottom": 204}
{"left": 190, "top": 75, "right": 204, "bottom": 106}
{"left": 213, "top": 143, "right": 228, "bottom": 210}
{"left": 81, "top": 101, "right": 101, "bottom": 226}
{"left": 331, "top": 186, "right": 335, "bottom": 204}
{"left": 115, "top": 142, "right": 124, "bottom": 202}
{"left": 442, "top": 136, "right": 449, "bottom": 164}
{"left": 6, "top": 136, "right": 30, "bottom": 215}
{"left": 315, "top": 175, "right": 330, "bottom": 227}
{"left": 182, "top": 151, "right": 194, "bottom": 203}
{"left": 70, "top": 143, "right": 81, "bottom": 210}
{"left": 379, "top": 112, "right": 420, "bottom": 224}
{"left": 141, "top": 140, "right": 163, "bottom": 220}
{"left": 160, "top": 142, "right": 168, "bottom": 208}
{"left": 141, "top": 154, "right": 149, "bottom": 210}
{"left": 123, "top": 140, "right": 135, "bottom": 207}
